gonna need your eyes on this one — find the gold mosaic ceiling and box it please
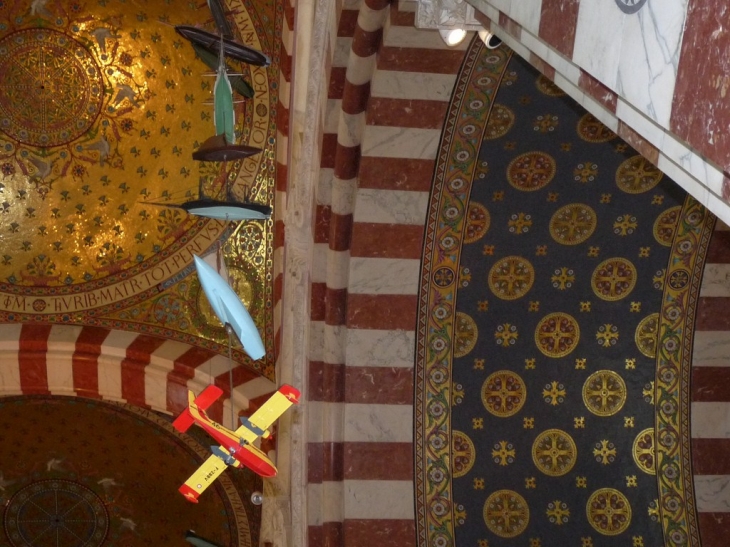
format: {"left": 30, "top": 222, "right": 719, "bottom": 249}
{"left": 0, "top": 0, "right": 281, "bottom": 377}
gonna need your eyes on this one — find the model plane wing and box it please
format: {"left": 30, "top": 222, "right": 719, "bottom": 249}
{"left": 178, "top": 452, "right": 231, "bottom": 503}
{"left": 235, "top": 384, "right": 300, "bottom": 444}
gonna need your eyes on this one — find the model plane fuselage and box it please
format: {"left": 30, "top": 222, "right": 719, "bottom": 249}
{"left": 173, "top": 384, "right": 300, "bottom": 503}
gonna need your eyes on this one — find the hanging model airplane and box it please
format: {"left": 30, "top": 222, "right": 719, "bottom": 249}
{"left": 166, "top": 10, "right": 273, "bottom": 221}
{"left": 194, "top": 255, "right": 265, "bottom": 360}
{"left": 173, "top": 383, "right": 300, "bottom": 503}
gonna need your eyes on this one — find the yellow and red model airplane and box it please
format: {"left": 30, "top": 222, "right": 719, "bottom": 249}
{"left": 173, "top": 383, "right": 300, "bottom": 503}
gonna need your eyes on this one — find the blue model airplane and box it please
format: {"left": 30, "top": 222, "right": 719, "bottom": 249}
{"left": 194, "top": 255, "right": 265, "bottom": 360}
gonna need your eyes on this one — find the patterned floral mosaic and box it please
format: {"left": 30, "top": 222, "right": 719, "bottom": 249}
{"left": 415, "top": 39, "right": 709, "bottom": 547}
{"left": 0, "top": 0, "right": 282, "bottom": 376}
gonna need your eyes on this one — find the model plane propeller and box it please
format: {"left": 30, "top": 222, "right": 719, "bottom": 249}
{"left": 173, "top": 383, "right": 300, "bottom": 503}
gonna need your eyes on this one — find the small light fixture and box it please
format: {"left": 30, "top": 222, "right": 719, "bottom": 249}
{"left": 478, "top": 30, "right": 502, "bottom": 49}
{"left": 439, "top": 28, "right": 467, "bottom": 47}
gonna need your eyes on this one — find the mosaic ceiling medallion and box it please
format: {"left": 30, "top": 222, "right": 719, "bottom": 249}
{"left": 0, "top": 0, "right": 278, "bottom": 370}
{"left": 0, "top": 29, "right": 103, "bottom": 147}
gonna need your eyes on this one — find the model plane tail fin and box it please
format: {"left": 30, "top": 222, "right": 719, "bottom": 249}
{"left": 173, "top": 385, "right": 224, "bottom": 433}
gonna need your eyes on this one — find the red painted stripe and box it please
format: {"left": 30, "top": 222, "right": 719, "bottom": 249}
{"left": 311, "top": 282, "right": 327, "bottom": 321}
{"left": 315, "top": 204, "right": 331, "bottom": 243}
{"left": 326, "top": 287, "right": 348, "bottom": 326}
{"left": 706, "top": 231, "right": 730, "bottom": 263}
{"left": 391, "top": 1, "right": 416, "bottom": 26}
{"left": 351, "top": 222, "right": 424, "bottom": 258}
{"left": 359, "top": 157, "right": 435, "bottom": 191}
{"left": 696, "top": 297, "right": 730, "bottom": 330}
{"left": 321, "top": 133, "right": 338, "bottom": 168}
{"left": 308, "top": 441, "right": 345, "bottom": 482}
{"left": 338, "top": 9, "right": 359, "bottom": 37}
{"left": 329, "top": 212, "right": 353, "bottom": 252}
{"left": 342, "top": 81, "right": 370, "bottom": 116}
{"left": 284, "top": 1, "right": 295, "bottom": 31}
{"left": 309, "top": 361, "right": 345, "bottom": 402}
{"left": 308, "top": 523, "right": 342, "bottom": 547}
{"left": 345, "top": 366, "right": 413, "bottom": 404}
{"left": 692, "top": 367, "right": 730, "bottom": 401}
{"left": 618, "top": 122, "right": 659, "bottom": 166}
{"left": 352, "top": 27, "right": 383, "bottom": 59}
{"left": 120, "top": 335, "right": 166, "bottom": 405}
{"left": 344, "top": 442, "right": 412, "bottom": 480}
{"left": 276, "top": 161, "right": 288, "bottom": 191}
{"left": 377, "top": 47, "right": 465, "bottom": 74}
{"left": 72, "top": 326, "right": 110, "bottom": 398}
{"left": 19, "top": 324, "right": 52, "bottom": 395}
{"left": 329, "top": 67, "right": 347, "bottom": 99}
{"left": 277, "top": 99, "right": 290, "bottom": 134}
{"left": 692, "top": 439, "right": 730, "bottom": 475}
{"left": 579, "top": 69, "right": 618, "bottom": 113}
{"left": 274, "top": 219, "right": 285, "bottom": 249}
{"left": 347, "top": 294, "right": 418, "bottom": 330}
{"left": 529, "top": 53, "right": 556, "bottom": 80}
{"left": 280, "top": 49, "right": 292, "bottom": 82}
{"left": 334, "top": 144, "right": 361, "bottom": 181}
{"left": 166, "top": 346, "right": 217, "bottom": 414}
{"left": 698, "top": 513, "right": 730, "bottom": 546}
{"left": 343, "top": 520, "right": 415, "bottom": 547}
{"left": 539, "top": 0, "right": 580, "bottom": 58}
{"left": 499, "top": 12, "right": 522, "bottom": 39}
{"left": 366, "top": 97, "right": 448, "bottom": 129}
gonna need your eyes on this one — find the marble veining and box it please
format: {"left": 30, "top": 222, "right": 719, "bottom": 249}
{"left": 46, "top": 356, "right": 74, "bottom": 396}
{"left": 97, "top": 355, "right": 123, "bottom": 401}
{"left": 307, "top": 482, "right": 345, "bottom": 524}
{"left": 322, "top": 324, "right": 347, "bottom": 364}
{"left": 346, "top": 328, "right": 416, "bottom": 368}
{"left": 700, "top": 264, "right": 730, "bottom": 297}
{"left": 307, "top": 401, "right": 346, "bottom": 443}
{"left": 616, "top": 0, "right": 689, "bottom": 126}
{"left": 344, "top": 403, "right": 413, "bottom": 442}
{"left": 325, "top": 99, "right": 341, "bottom": 134}
{"left": 344, "top": 480, "right": 415, "bottom": 519}
{"left": 693, "top": 331, "right": 730, "bottom": 367}
{"left": 694, "top": 475, "right": 730, "bottom": 512}
{"left": 349, "top": 257, "right": 421, "bottom": 294}
{"left": 308, "top": 320, "right": 325, "bottom": 362}
{"left": 333, "top": 37, "right": 353, "bottom": 68}
{"left": 572, "top": 0, "right": 626, "bottom": 90}
{"left": 371, "top": 70, "right": 458, "bottom": 102}
{"left": 353, "top": 188, "right": 430, "bottom": 225}
{"left": 338, "top": 111, "right": 366, "bottom": 148}
{"left": 691, "top": 402, "right": 730, "bottom": 438}
{"left": 362, "top": 126, "right": 441, "bottom": 159}
{"left": 317, "top": 168, "right": 334, "bottom": 206}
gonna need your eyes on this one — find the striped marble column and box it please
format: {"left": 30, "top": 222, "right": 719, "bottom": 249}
{"left": 306, "top": 0, "right": 468, "bottom": 544}
{"left": 691, "top": 221, "right": 730, "bottom": 544}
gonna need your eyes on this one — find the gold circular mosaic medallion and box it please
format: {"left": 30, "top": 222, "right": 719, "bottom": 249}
{"left": 0, "top": 29, "right": 104, "bottom": 147}
{"left": 531, "top": 428, "right": 577, "bottom": 477}
{"left": 616, "top": 155, "right": 663, "bottom": 193}
{"left": 452, "top": 430, "right": 476, "bottom": 478}
{"left": 507, "top": 151, "right": 556, "bottom": 191}
{"left": 577, "top": 113, "right": 616, "bottom": 143}
{"left": 582, "top": 370, "right": 627, "bottom": 416}
{"left": 453, "top": 312, "right": 478, "bottom": 358}
{"left": 481, "top": 371, "right": 526, "bottom": 417}
{"left": 464, "top": 202, "right": 491, "bottom": 243}
{"left": 488, "top": 256, "right": 535, "bottom": 300}
{"left": 632, "top": 428, "right": 656, "bottom": 475}
{"left": 534, "top": 312, "right": 580, "bottom": 358}
{"left": 653, "top": 206, "right": 682, "bottom": 246}
{"left": 483, "top": 490, "right": 529, "bottom": 538}
{"left": 635, "top": 313, "right": 659, "bottom": 358}
{"left": 591, "top": 258, "right": 637, "bottom": 301}
{"left": 549, "top": 204, "right": 597, "bottom": 245}
{"left": 484, "top": 104, "right": 515, "bottom": 140}
{"left": 586, "top": 488, "right": 632, "bottom": 536}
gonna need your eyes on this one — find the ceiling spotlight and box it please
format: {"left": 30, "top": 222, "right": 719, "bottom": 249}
{"left": 439, "top": 28, "right": 467, "bottom": 47}
{"left": 478, "top": 30, "right": 502, "bottom": 49}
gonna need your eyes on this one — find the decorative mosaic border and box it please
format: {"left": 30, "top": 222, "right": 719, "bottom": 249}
{"left": 656, "top": 197, "right": 714, "bottom": 546}
{"left": 414, "top": 38, "right": 511, "bottom": 547}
